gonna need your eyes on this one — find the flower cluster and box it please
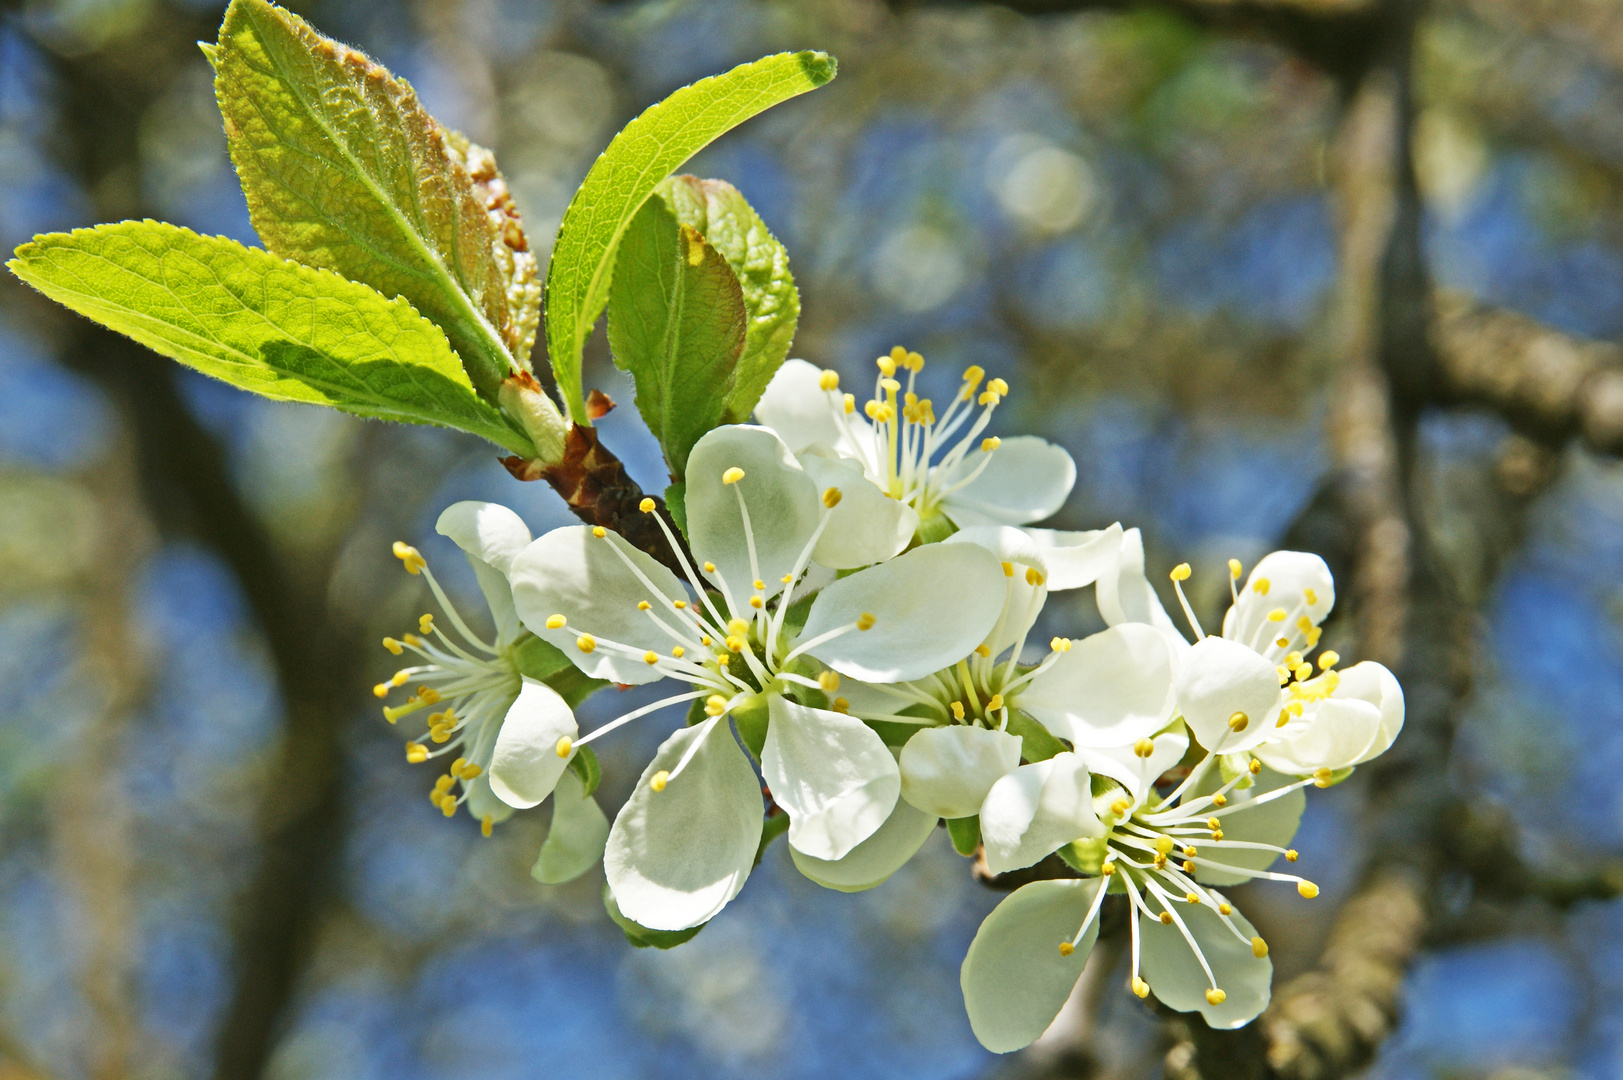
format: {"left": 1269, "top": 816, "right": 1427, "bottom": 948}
{"left": 373, "top": 348, "right": 1403, "bottom": 1051}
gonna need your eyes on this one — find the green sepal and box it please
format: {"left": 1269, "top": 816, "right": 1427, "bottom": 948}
{"left": 685, "top": 696, "right": 709, "bottom": 727}
{"left": 732, "top": 695, "right": 770, "bottom": 760}
{"left": 1058, "top": 837, "right": 1108, "bottom": 876}
{"left": 915, "top": 511, "right": 958, "bottom": 545}
{"left": 664, "top": 481, "right": 688, "bottom": 537}
{"left": 1005, "top": 709, "right": 1068, "bottom": 763}
{"left": 545, "top": 665, "right": 608, "bottom": 710}
{"left": 510, "top": 634, "right": 607, "bottom": 707}
{"left": 947, "top": 815, "right": 982, "bottom": 856}
{"left": 604, "top": 882, "right": 704, "bottom": 949}
{"left": 754, "top": 810, "right": 791, "bottom": 867}
{"left": 568, "top": 745, "right": 602, "bottom": 798}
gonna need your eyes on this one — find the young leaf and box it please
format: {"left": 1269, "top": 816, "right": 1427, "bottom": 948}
{"left": 544, "top": 50, "right": 836, "bottom": 425}
{"left": 659, "top": 176, "right": 798, "bottom": 423}
{"left": 7, "top": 222, "right": 531, "bottom": 452}
{"left": 214, "top": 0, "right": 530, "bottom": 398}
{"left": 608, "top": 199, "right": 746, "bottom": 478}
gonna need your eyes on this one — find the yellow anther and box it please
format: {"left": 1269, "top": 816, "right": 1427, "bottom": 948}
{"left": 1211, "top": 830, "right": 1224, "bottom": 840}
{"left": 1205, "top": 988, "right": 1226, "bottom": 1006}
{"left": 987, "top": 377, "right": 1008, "bottom": 396}
{"left": 705, "top": 695, "right": 728, "bottom": 717}
{"left": 974, "top": 644, "right": 991, "bottom": 658}
{"left": 842, "top": 393, "right": 855, "bottom": 414}
{"left": 782, "top": 573, "right": 795, "bottom": 584}
{"left": 391, "top": 670, "right": 410, "bottom": 687}
{"left": 701, "top": 635, "right": 713, "bottom": 647}
{"left": 382, "top": 637, "right": 403, "bottom": 655}
{"left": 877, "top": 354, "right": 897, "bottom": 378}
{"left": 822, "top": 486, "right": 843, "bottom": 508}
{"left": 1025, "top": 566, "right": 1044, "bottom": 586}
{"left": 1155, "top": 836, "right": 1175, "bottom": 856}
{"left": 418, "top": 614, "right": 434, "bottom": 634}
{"left": 725, "top": 636, "right": 745, "bottom": 653}
{"left": 481, "top": 814, "right": 493, "bottom": 837}
{"left": 1228, "top": 711, "right": 1249, "bottom": 733}
{"left": 1249, "top": 758, "right": 1263, "bottom": 775}
{"left": 856, "top": 613, "right": 876, "bottom": 631}
{"left": 1294, "top": 664, "right": 1313, "bottom": 682}
{"left": 1211, "top": 794, "right": 1227, "bottom": 807}
{"left": 753, "top": 579, "right": 765, "bottom": 590}
{"left": 1314, "top": 767, "right": 1333, "bottom": 788}
{"left": 650, "top": 771, "right": 669, "bottom": 792}
{"left": 373, "top": 683, "right": 390, "bottom": 700}
{"left": 1207, "top": 818, "right": 1222, "bottom": 830}
{"left": 749, "top": 596, "right": 764, "bottom": 609}
{"left": 1134, "top": 738, "right": 1156, "bottom": 758}
{"left": 1183, "top": 845, "right": 1198, "bottom": 857}
{"left": 832, "top": 697, "right": 850, "bottom": 714}
{"left": 461, "top": 764, "right": 481, "bottom": 779}
{"left": 406, "top": 744, "right": 428, "bottom": 763}
{"left": 978, "top": 390, "right": 1000, "bottom": 406}
{"left": 417, "top": 687, "right": 442, "bottom": 705}
{"left": 1185, "top": 892, "right": 1199, "bottom": 904}
{"left": 1131, "top": 977, "right": 1150, "bottom": 999}
{"left": 674, "top": 600, "right": 687, "bottom": 610}
{"left": 1253, "top": 578, "right": 1271, "bottom": 595}
{"left": 638, "top": 497, "right": 655, "bottom": 513}
{"left": 986, "top": 694, "right": 1004, "bottom": 712}
{"left": 1318, "top": 650, "right": 1341, "bottom": 670}
{"left": 672, "top": 647, "right": 685, "bottom": 659}
{"left": 638, "top": 601, "right": 651, "bottom": 611}
{"left": 1277, "top": 708, "right": 1293, "bottom": 728}
{"left": 950, "top": 701, "right": 966, "bottom": 721}
{"left": 430, "top": 726, "right": 451, "bottom": 744}
{"left": 818, "top": 369, "right": 840, "bottom": 391}
{"left": 440, "top": 798, "right": 457, "bottom": 818}
{"left": 1297, "top": 880, "right": 1320, "bottom": 898}
{"left": 703, "top": 563, "right": 717, "bottom": 575}
{"left": 546, "top": 614, "right": 567, "bottom": 629}
{"left": 722, "top": 467, "right": 746, "bottom": 485}
{"left": 1276, "top": 638, "right": 1290, "bottom": 648}
{"left": 592, "top": 526, "right": 606, "bottom": 538}
{"left": 1058, "top": 941, "right": 1074, "bottom": 957}
{"left": 644, "top": 651, "right": 659, "bottom": 665}
{"left": 879, "top": 377, "right": 901, "bottom": 393}
{"left": 1229, "top": 558, "right": 1243, "bottom": 580}
{"left": 1001, "top": 561, "right": 1015, "bottom": 578}
{"left": 1252, "top": 937, "right": 1269, "bottom": 958}
{"left": 1050, "top": 637, "right": 1072, "bottom": 652}
{"left": 727, "top": 618, "right": 748, "bottom": 636}
{"left": 576, "top": 635, "right": 596, "bottom": 654}
{"left": 450, "top": 757, "right": 468, "bottom": 775}
{"left": 392, "top": 541, "right": 426, "bottom": 574}
{"left": 1110, "top": 798, "right": 1130, "bottom": 815}
{"left": 435, "top": 774, "right": 455, "bottom": 793}
{"left": 1298, "top": 615, "right": 1314, "bottom": 632}
{"left": 819, "top": 671, "right": 841, "bottom": 692}
{"left": 981, "top": 437, "right": 1001, "bottom": 452}
{"left": 1218, "top": 902, "right": 1232, "bottom": 915}
{"left": 1182, "top": 860, "right": 1195, "bottom": 873}
{"left": 1101, "top": 861, "right": 1116, "bottom": 876}
{"left": 1170, "top": 563, "right": 1192, "bottom": 582}
{"left": 1286, "top": 651, "right": 1303, "bottom": 667}
{"left": 402, "top": 634, "right": 423, "bottom": 647}
{"left": 1285, "top": 849, "right": 1299, "bottom": 862}
{"left": 1268, "top": 608, "right": 1288, "bottom": 622}
{"left": 1304, "top": 587, "right": 1318, "bottom": 605}
{"left": 962, "top": 364, "right": 985, "bottom": 388}
{"left": 1159, "top": 912, "right": 1173, "bottom": 925}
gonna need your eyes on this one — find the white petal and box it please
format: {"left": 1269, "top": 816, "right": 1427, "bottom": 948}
{"left": 1095, "top": 528, "right": 1190, "bottom": 658}
{"left": 753, "top": 358, "right": 872, "bottom": 456}
{"left": 604, "top": 718, "right": 763, "bottom": 931}
{"left": 1074, "top": 728, "right": 1189, "bottom": 803}
{"left": 463, "top": 773, "right": 516, "bottom": 826}
{"left": 789, "top": 797, "right": 939, "bottom": 893}
{"left": 1175, "top": 636, "right": 1282, "bottom": 753}
{"left": 435, "top": 500, "right": 533, "bottom": 575}
{"left": 1340, "top": 661, "right": 1405, "bottom": 764}
{"left": 1018, "top": 523, "right": 1125, "bottom": 590}
{"left": 800, "top": 541, "right": 1007, "bottom": 682}
{"left": 960, "top": 878, "right": 1103, "bottom": 1053}
{"left": 1222, "top": 550, "right": 1334, "bottom": 652}
{"left": 943, "top": 527, "right": 1053, "bottom": 659}
{"left": 1191, "top": 767, "right": 1305, "bottom": 886}
{"left": 1138, "top": 902, "right": 1272, "bottom": 1029}
{"left": 1254, "top": 697, "right": 1381, "bottom": 775}
{"left": 899, "top": 725, "right": 1024, "bottom": 819}
{"left": 1017, "top": 624, "right": 1175, "bottom": 748}
{"left": 980, "top": 753, "right": 1104, "bottom": 875}
{"left": 800, "top": 449, "right": 918, "bottom": 569}
{"left": 509, "top": 526, "right": 690, "bottom": 685}
{"left": 487, "top": 678, "right": 578, "bottom": 809}
{"left": 687, "top": 425, "right": 821, "bottom": 604}
{"left": 762, "top": 695, "right": 900, "bottom": 861}
{"left": 469, "top": 556, "right": 523, "bottom": 646}
{"left": 532, "top": 768, "right": 609, "bottom": 885}
{"left": 942, "top": 435, "right": 1076, "bottom": 527}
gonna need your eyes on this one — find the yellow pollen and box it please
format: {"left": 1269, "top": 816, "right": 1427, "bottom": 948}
{"left": 638, "top": 497, "right": 655, "bottom": 513}
{"left": 818, "top": 369, "right": 840, "bottom": 391}
{"left": 1218, "top": 902, "right": 1232, "bottom": 915}
{"left": 430, "top": 727, "right": 451, "bottom": 744}
{"left": 1285, "top": 849, "right": 1299, "bottom": 862}
{"left": 406, "top": 744, "right": 428, "bottom": 763}
{"left": 1276, "top": 637, "right": 1290, "bottom": 648}
{"left": 461, "top": 764, "right": 481, "bottom": 779}
{"left": 1286, "top": 651, "right": 1303, "bottom": 666}
{"left": 435, "top": 774, "right": 455, "bottom": 793}
{"left": 481, "top": 814, "right": 493, "bottom": 837}
{"left": 417, "top": 687, "right": 441, "bottom": 705}
{"left": 974, "top": 644, "right": 991, "bottom": 658}
{"left": 1183, "top": 845, "right": 1198, "bottom": 857}
{"left": 1183, "top": 860, "right": 1195, "bottom": 873}
{"left": 981, "top": 437, "right": 1001, "bottom": 452}
{"left": 373, "top": 684, "right": 390, "bottom": 699}
{"left": 822, "top": 487, "right": 843, "bottom": 508}
{"left": 1050, "top": 637, "right": 1072, "bottom": 652}
{"left": 962, "top": 364, "right": 985, "bottom": 388}
{"left": 638, "top": 601, "right": 651, "bottom": 611}
{"left": 1314, "top": 767, "right": 1333, "bottom": 787}
{"left": 644, "top": 651, "right": 659, "bottom": 664}
{"left": 1170, "top": 563, "right": 1191, "bottom": 582}
{"left": 856, "top": 613, "right": 876, "bottom": 631}
{"left": 722, "top": 467, "right": 746, "bottom": 485}
{"left": 725, "top": 636, "right": 745, "bottom": 653}
{"left": 382, "top": 637, "right": 403, "bottom": 655}
{"left": 832, "top": 697, "right": 850, "bottom": 714}
{"left": 650, "top": 770, "right": 670, "bottom": 792}
{"left": 1159, "top": 912, "right": 1173, "bottom": 925}
{"left": 1304, "top": 587, "right": 1318, "bottom": 605}
{"left": 392, "top": 541, "right": 426, "bottom": 574}
{"left": 403, "top": 634, "right": 422, "bottom": 647}
{"left": 864, "top": 399, "right": 881, "bottom": 420}
{"left": 1025, "top": 566, "right": 1044, "bottom": 586}
{"left": 1298, "top": 881, "right": 1320, "bottom": 898}
{"left": 1253, "top": 578, "right": 1271, "bottom": 595}
{"left": 546, "top": 614, "right": 567, "bottom": 629}
{"left": 843, "top": 393, "right": 855, "bottom": 414}
{"left": 674, "top": 600, "right": 687, "bottom": 610}
{"left": 1278, "top": 708, "right": 1292, "bottom": 727}
{"left": 986, "top": 693, "right": 1005, "bottom": 712}
{"left": 978, "top": 390, "right": 1000, "bottom": 406}
{"left": 391, "top": 670, "right": 410, "bottom": 687}
{"left": 1101, "top": 861, "right": 1116, "bottom": 876}
{"left": 819, "top": 671, "right": 841, "bottom": 692}
{"left": 701, "top": 635, "right": 713, "bottom": 647}
{"left": 988, "top": 377, "right": 1009, "bottom": 396}
{"left": 749, "top": 596, "right": 764, "bottom": 609}
{"left": 1186, "top": 892, "right": 1200, "bottom": 904}
{"left": 1249, "top": 758, "right": 1264, "bottom": 776}
{"left": 1155, "top": 836, "right": 1175, "bottom": 856}
{"left": 727, "top": 618, "right": 749, "bottom": 636}
{"left": 1252, "top": 937, "right": 1269, "bottom": 958}
{"left": 950, "top": 701, "right": 966, "bottom": 721}
{"left": 450, "top": 757, "right": 467, "bottom": 775}
{"left": 1132, "top": 977, "right": 1150, "bottom": 998}
{"left": 672, "top": 647, "right": 685, "bottom": 658}
{"left": 782, "top": 573, "right": 795, "bottom": 584}
{"left": 1001, "top": 561, "right": 1015, "bottom": 577}
{"left": 705, "top": 695, "right": 727, "bottom": 717}
{"left": 1268, "top": 608, "right": 1288, "bottom": 622}
{"left": 1318, "top": 650, "right": 1341, "bottom": 670}
{"left": 577, "top": 635, "right": 596, "bottom": 653}
{"left": 1205, "top": 988, "right": 1226, "bottom": 1006}
{"left": 1211, "top": 830, "right": 1224, "bottom": 840}
{"left": 1134, "top": 738, "right": 1156, "bottom": 758}
{"left": 1110, "top": 798, "right": 1130, "bottom": 816}
{"left": 1058, "top": 941, "right": 1074, "bottom": 957}
{"left": 592, "top": 526, "right": 606, "bottom": 538}
{"left": 877, "top": 355, "right": 897, "bottom": 378}
{"left": 753, "top": 579, "right": 765, "bottom": 590}
{"left": 1299, "top": 616, "right": 1315, "bottom": 633}
{"left": 1211, "top": 793, "right": 1227, "bottom": 807}
{"left": 1228, "top": 711, "right": 1249, "bottom": 732}
{"left": 419, "top": 614, "right": 434, "bottom": 634}
{"left": 1207, "top": 818, "right": 1222, "bottom": 830}
{"left": 1229, "top": 558, "right": 1243, "bottom": 580}
{"left": 440, "top": 798, "right": 456, "bottom": 818}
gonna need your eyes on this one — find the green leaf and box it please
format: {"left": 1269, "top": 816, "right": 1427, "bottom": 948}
{"left": 568, "top": 744, "right": 602, "bottom": 798}
{"left": 664, "top": 481, "right": 688, "bottom": 536}
{"left": 214, "top": 0, "right": 531, "bottom": 398}
{"left": 656, "top": 176, "right": 798, "bottom": 423}
{"left": 608, "top": 201, "right": 746, "bottom": 478}
{"left": 604, "top": 881, "right": 704, "bottom": 949}
{"left": 7, "top": 222, "right": 530, "bottom": 452}
{"left": 754, "top": 810, "right": 791, "bottom": 866}
{"left": 544, "top": 49, "right": 836, "bottom": 425}
{"left": 947, "top": 815, "right": 982, "bottom": 856}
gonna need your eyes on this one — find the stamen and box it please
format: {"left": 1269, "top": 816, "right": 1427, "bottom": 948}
{"left": 722, "top": 467, "right": 745, "bottom": 485}
{"left": 393, "top": 541, "right": 426, "bottom": 574}
{"left": 639, "top": 497, "right": 655, "bottom": 513}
